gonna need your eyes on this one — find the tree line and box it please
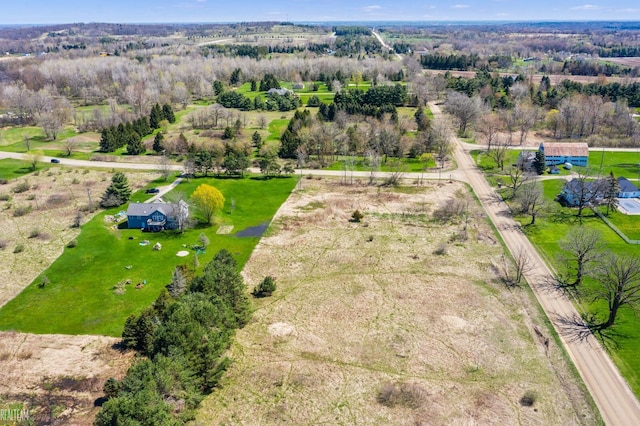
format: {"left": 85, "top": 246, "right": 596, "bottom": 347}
{"left": 94, "top": 250, "right": 252, "bottom": 424}
{"left": 98, "top": 103, "right": 175, "bottom": 153}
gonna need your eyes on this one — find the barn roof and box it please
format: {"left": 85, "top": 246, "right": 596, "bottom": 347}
{"left": 540, "top": 142, "right": 589, "bottom": 157}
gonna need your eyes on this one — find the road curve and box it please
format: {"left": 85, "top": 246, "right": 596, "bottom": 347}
{"left": 429, "top": 101, "right": 640, "bottom": 425}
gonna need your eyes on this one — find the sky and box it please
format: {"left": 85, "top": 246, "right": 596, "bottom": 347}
{"left": 5, "top": 1, "right": 640, "bottom": 25}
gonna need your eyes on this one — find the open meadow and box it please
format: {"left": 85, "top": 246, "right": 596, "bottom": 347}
{"left": 197, "top": 179, "right": 598, "bottom": 425}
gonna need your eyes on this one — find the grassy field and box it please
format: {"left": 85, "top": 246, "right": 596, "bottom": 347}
{"left": 588, "top": 150, "right": 640, "bottom": 179}
{"left": 325, "top": 156, "right": 436, "bottom": 173}
{"left": 196, "top": 179, "right": 598, "bottom": 424}
{"left": 0, "top": 175, "right": 296, "bottom": 336}
{"left": 0, "top": 158, "right": 36, "bottom": 180}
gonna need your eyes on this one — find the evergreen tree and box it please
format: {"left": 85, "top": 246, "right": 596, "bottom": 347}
{"left": 149, "top": 104, "right": 163, "bottom": 129}
{"left": 167, "top": 266, "right": 188, "bottom": 298}
{"left": 250, "top": 79, "right": 257, "bottom": 91}
{"left": 252, "top": 276, "right": 276, "bottom": 298}
{"left": 605, "top": 172, "right": 620, "bottom": 215}
{"left": 162, "top": 104, "right": 176, "bottom": 123}
{"left": 533, "top": 150, "right": 546, "bottom": 175}
{"left": 100, "top": 171, "right": 132, "bottom": 208}
{"left": 213, "top": 80, "right": 224, "bottom": 96}
{"left": 126, "top": 131, "right": 145, "bottom": 155}
{"left": 251, "top": 131, "right": 263, "bottom": 148}
{"left": 414, "top": 107, "right": 430, "bottom": 131}
{"left": 99, "top": 128, "right": 116, "bottom": 152}
{"left": 152, "top": 132, "right": 165, "bottom": 154}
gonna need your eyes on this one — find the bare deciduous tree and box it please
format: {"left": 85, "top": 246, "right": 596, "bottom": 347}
{"left": 443, "top": 91, "right": 481, "bottom": 136}
{"left": 486, "top": 136, "right": 509, "bottom": 171}
{"left": 517, "top": 180, "right": 545, "bottom": 225}
{"left": 592, "top": 253, "right": 640, "bottom": 330}
{"left": 559, "top": 228, "right": 604, "bottom": 290}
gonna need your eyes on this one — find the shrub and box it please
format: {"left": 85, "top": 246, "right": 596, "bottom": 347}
{"left": 0, "top": 194, "right": 10, "bottom": 201}
{"left": 0, "top": 240, "right": 7, "bottom": 250}
{"left": 376, "top": 381, "right": 426, "bottom": 409}
{"left": 0, "top": 178, "right": 7, "bottom": 185}
{"left": 350, "top": 210, "right": 364, "bottom": 223}
{"left": 38, "top": 275, "right": 50, "bottom": 288}
{"left": 72, "top": 178, "right": 80, "bottom": 184}
{"left": 26, "top": 193, "right": 36, "bottom": 200}
{"left": 520, "top": 390, "right": 537, "bottom": 407}
{"left": 67, "top": 239, "right": 77, "bottom": 248}
{"left": 12, "top": 181, "right": 30, "bottom": 194}
{"left": 252, "top": 276, "right": 276, "bottom": 298}
{"left": 13, "top": 205, "right": 32, "bottom": 217}
{"left": 433, "top": 242, "right": 448, "bottom": 256}
{"left": 28, "top": 228, "right": 40, "bottom": 239}
{"left": 13, "top": 244, "right": 24, "bottom": 254}
{"left": 103, "top": 377, "right": 121, "bottom": 399}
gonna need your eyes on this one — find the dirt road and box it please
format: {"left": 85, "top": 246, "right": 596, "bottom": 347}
{"left": 429, "top": 102, "right": 640, "bottom": 425}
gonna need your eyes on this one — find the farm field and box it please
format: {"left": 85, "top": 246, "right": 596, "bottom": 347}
{"left": 197, "top": 179, "right": 598, "bottom": 424}
{"left": 0, "top": 174, "right": 296, "bottom": 336}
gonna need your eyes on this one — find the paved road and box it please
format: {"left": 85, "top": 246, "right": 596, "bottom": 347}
{"left": 430, "top": 102, "right": 640, "bottom": 425}
{"left": 0, "top": 151, "right": 468, "bottom": 183}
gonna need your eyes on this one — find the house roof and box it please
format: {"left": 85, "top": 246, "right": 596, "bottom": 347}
{"left": 564, "top": 178, "right": 604, "bottom": 194}
{"left": 126, "top": 202, "right": 179, "bottom": 217}
{"left": 618, "top": 176, "right": 639, "bottom": 193}
{"left": 540, "top": 142, "right": 589, "bottom": 157}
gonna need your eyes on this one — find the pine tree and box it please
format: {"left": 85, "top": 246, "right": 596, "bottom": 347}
{"left": 162, "top": 104, "right": 176, "bottom": 123}
{"left": 99, "top": 128, "right": 115, "bottom": 152}
{"left": 252, "top": 131, "right": 263, "bottom": 148}
{"left": 100, "top": 172, "right": 132, "bottom": 207}
{"left": 149, "top": 104, "right": 163, "bottom": 129}
{"left": 152, "top": 132, "right": 165, "bottom": 154}
{"left": 605, "top": 171, "right": 620, "bottom": 215}
{"left": 167, "top": 266, "right": 187, "bottom": 298}
{"left": 126, "top": 131, "right": 145, "bottom": 155}
{"left": 533, "top": 150, "right": 546, "bottom": 175}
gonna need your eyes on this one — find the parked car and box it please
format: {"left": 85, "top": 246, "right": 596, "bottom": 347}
{"left": 145, "top": 188, "right": 160, "bottom": 194}
{"left": 50, "top": 158, "right": 60, "bottom": 163}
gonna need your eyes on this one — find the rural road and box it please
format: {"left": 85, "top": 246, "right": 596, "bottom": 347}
{"left": 429, "top": 102, "right": 640, "bottom": 425}
{"left": 372, "top": 30, "right": 402, "bottom": 60}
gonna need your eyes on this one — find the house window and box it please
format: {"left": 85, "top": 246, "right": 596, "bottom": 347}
{"left": 152, "top": 213, "right": 164, "bottom": 222}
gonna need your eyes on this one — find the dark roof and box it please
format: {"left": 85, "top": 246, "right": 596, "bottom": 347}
{"left": 564, "top": 178, "right": 604, "bottom": 194}
{"left": 126, "top": 202, "right": 179, "bottom": 217}
{"left": 618, "top": 176, "right": 639, "bottom": 193}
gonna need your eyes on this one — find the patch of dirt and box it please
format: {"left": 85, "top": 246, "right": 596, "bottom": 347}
{"left": 0, "top": 168, "right": 159, "bottom": 308}
{"left": 0, "top": 331, "right": 133, "bottom": 425}
{"left": 197, "top": 179, "right": 598, "bottom": 425}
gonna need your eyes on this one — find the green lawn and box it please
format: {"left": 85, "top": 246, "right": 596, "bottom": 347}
{"left": 0, "top": 175, "right": 297, "bottom": 337}
{"left": 509, "top": 178, "right": 640, "bottom": 397}
{"left": 0, "top": 158, "right": 37, "bottom": 180}
{"left": 588, "top": 150, "right": 640, "bottom": 179}
{"left": 325, "top": 155, "right": 435, "bottom": 173}
{"left": 266, "top": 118, "right": 289, "bottom": 142}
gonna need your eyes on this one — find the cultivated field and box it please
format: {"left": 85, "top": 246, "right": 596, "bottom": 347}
{"left": 196, "top": 179, "right": 598, "bottom": 425}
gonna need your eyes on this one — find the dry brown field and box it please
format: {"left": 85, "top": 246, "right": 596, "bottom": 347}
{"left": 196, "top": 179, "right": 598, "bottom": 425}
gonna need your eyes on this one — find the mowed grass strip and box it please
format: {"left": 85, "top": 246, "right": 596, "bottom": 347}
{"left": 0, "top": 175, "right": 296, "bottom": 336}
{"left": 0, "top": 158, "right": 36, "bottom": 180}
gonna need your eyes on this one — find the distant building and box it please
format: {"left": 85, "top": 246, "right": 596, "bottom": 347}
{"left": 539, "top": 142, "right": 589, "bottom": 167}
{"left": 617, "top": 177, "right": 640, "bottom": 198}
{"left": 267, "top": 88, "right": 292, "bottom": 96}
{"left": 126, "top": 201, "right": 188, "bottom": 232}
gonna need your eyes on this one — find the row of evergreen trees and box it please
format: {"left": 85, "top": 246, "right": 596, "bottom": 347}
{"left": 99, "top": 103, "right": 175, "bottom": 153}
{"left": 95, "top": 250, "right": 251, "bottom": 424}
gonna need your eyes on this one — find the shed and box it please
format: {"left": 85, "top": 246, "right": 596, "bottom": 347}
{"left": 539, "top": 142, "right": 589, "bottom": 167}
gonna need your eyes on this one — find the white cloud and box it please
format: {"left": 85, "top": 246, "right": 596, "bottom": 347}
{"left": 496, "top": 12, "right": 510, "bottom": 17}
{"left": 570, "top": 4, "right": 601, "bottom": 10}
{"left": 362, "top": 5, "right": 383, "bottom": 13}
{"left": 451, "top": 4, "right": 470, "bottom": 9}
{"left": 618, "top": 8, "right": 640, "bottom": 13}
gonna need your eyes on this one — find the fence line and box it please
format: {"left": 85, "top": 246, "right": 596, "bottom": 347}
{"left": 592, "top": 207, "right": 640, "bottom": 244}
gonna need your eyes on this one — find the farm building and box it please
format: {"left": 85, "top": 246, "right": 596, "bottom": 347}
{"left": 126, "top": 201, "right": 188, "bottom": 231}
{"left": 539, "top": 142, "right": 589, "bottom": 167}
{"left": 617, "top": 177, "right": 640, "bottom": 198}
